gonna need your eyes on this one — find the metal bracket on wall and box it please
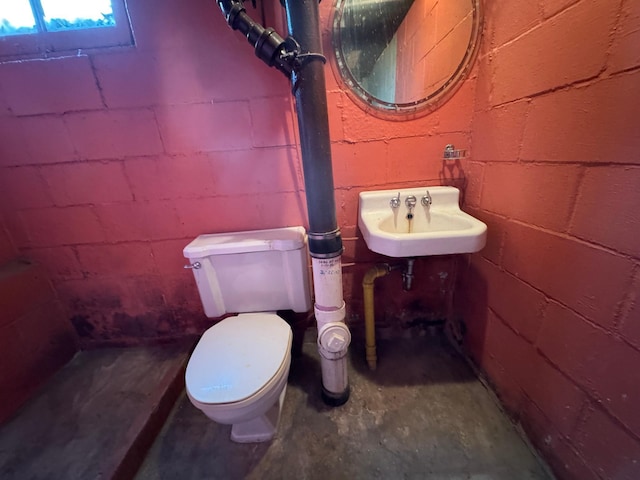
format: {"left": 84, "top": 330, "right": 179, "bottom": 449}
{"left": 443, "top": 144, "right": 466, "bottom": 160}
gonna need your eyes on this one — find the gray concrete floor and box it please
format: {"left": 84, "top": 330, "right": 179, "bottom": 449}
{"left": 0, "top": 343, "right": 190, "bottom": 480}
{"left": 137, "top": 331, "right": 553, "bottom": 480}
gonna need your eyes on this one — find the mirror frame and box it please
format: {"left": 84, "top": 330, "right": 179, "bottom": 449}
{"left": 330, "top": 0, "right": 483, "bottom": 121}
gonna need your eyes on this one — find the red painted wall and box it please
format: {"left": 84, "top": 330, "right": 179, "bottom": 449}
{"left": 0, "top": 216, "right": 78, "bottom": 424}
{"left": 459, "top": 0, "right": 640, "bottom": 479}
{"left": 0, "top": 258, "right": 78, "bottom": 424}
{"left": 0, "top": 217, "right": 17, "bottom": 265}
{"left": 0, "top": 0, "right": 638, "bottom": 477}
{"left": 321, "top": 0, "right": 475, "bottom": 335}
{"left": 0, "top": 0, "right": 472, "bottom": 347}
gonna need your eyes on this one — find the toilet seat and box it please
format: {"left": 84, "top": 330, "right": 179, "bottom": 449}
{"left": 186, "top": 313, "right": 292, "bottom": 405}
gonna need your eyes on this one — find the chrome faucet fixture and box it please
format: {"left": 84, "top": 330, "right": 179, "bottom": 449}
{"left": 390, "top": 192, "right": 401, "bottom": 209}
{"left": 405, "top": 195, "right": 417, "bottom": 220}
{"left": 405, "top": 195, "right": 417, "bottom": 214}
{"left": 421, "top": 190, "right": 432, "bottom": 207}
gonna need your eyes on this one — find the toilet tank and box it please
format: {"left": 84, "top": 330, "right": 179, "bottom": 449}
{"left": 183, "top": 227, "right": 312, "bottom": 317}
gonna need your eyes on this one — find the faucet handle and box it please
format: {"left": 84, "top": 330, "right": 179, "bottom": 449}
{"left": 405, "top": 195, "right": 417, "bottom": 209}
{"left": 421, "top": 190, "right": 432, "bottom": 207}
{"left": 390, "top": 192, "right": 401, "bottom": 209}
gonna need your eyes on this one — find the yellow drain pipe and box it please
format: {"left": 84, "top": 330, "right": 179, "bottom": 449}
{"left": 363, "top": 264, "right": 391, "bottom": 370}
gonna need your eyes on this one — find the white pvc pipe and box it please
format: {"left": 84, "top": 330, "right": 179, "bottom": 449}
{"left": 311, "top": 256, "right": 350, "bottom": 403}
{"left": 311, "top": 256, "right": 344, "bottom": 308}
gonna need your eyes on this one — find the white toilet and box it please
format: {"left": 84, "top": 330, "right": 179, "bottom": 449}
{"left": 182, "top": 226, "right": 312, "bottom": 443}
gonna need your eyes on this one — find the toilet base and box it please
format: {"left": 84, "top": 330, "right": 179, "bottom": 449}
{"left": 230, "top": 385, "right": 287, "bottom": 443}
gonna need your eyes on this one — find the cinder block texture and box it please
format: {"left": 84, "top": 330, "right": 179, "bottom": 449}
{"left": 0, "top": 260, "right": 77, "bottom": 424}
{"left": 0, "top": 56, "right": 103, "bottom": 115}
{"left": 468, "top": 1, "right": 640, "bottom": 478}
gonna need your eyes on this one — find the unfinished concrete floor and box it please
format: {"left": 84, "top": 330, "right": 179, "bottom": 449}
{"left": 0, "top": 343, "right": 190, "bottom": 480}
{"left": 137, "top": 332, "right": 553, "bottom": 480}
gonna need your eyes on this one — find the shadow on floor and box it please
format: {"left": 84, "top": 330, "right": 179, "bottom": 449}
{"left": 137, "top": 332, "right": 552, "bottom": 480}
{"left": 347, "top": 332, "right": 477, "bottom": 386}
{"left": 287, "top": 331, "right": 478, "bottom": 416}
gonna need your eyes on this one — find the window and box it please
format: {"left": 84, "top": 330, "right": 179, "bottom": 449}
{"left": 0, "top": 0, "right": 133, "bottom": 57}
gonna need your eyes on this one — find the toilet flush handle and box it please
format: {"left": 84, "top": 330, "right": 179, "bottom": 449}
{"left": 184, "top": 262, "right": 201, "bottom": 269}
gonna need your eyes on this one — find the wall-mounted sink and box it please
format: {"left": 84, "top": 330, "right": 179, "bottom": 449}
{"left": 358, "top": 186, "right": 487, "bottom": 257}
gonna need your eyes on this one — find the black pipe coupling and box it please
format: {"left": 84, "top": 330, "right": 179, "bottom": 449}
{"left": 217, "top": 0, "right": 292, "bottom": 75}
{"left": 307, "top": 229, "right": 343, "bottom": 259}
{"left": 218, "top": 0, "right": 244, "bottom": 26}
{"left": 217, "top": 0, "right": 326, "bottom": 82}
{"left": 255, "top": 28, "right": 292, "bottom": 74}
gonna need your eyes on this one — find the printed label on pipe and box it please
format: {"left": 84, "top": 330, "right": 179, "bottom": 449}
{"left": 312, "top": 257, "right": 344, "bottom": 308}
{"left": 314, "top": 258, "right": 342, "bottom": 276}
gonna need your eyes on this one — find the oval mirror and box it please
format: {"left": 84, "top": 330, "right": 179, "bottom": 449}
{"left": 331, "top": 0, "right": 482, "bottom": 120}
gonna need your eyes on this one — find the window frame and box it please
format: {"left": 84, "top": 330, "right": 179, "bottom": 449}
{"left": 0, "top": 0, "right": 133, "bottom": 58}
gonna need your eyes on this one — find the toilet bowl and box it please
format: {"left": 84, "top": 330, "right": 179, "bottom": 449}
{"left": 185, "top": 312, "right": 293, "bottom": 443}
{"left": 183, "top": 227, "right": 312, "bottom": 443}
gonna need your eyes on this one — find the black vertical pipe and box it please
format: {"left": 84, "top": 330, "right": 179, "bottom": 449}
{"left": 216, "top": 0, "right": 349, "bottom": 407}
{"left": 283, "top": 0, "right": 342, "bottom": 259}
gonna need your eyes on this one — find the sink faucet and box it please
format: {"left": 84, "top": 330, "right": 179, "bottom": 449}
{"left": 405, "top": 195, "right": 417, "bottom": 214}
{"left": 390, "top": 192, "right": 401, "bottom": 209}
{"left": 421, "top": 190, "right": 432, "bottom": 208}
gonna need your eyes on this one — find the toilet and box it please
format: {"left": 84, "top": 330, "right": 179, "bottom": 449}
{"left": 182, "top": 226, "right": 312, "bottom": 443}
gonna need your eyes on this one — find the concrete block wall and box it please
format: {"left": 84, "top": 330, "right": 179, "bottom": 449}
{"left": 0, "top": 0, "right": 638, "bottom": 476}
{"left": 0, "top": 218, "right": 17, "bottom": 266}
{"left": 460, "top": 1, "right": 640, "bottom": 479}
{"left": 0, "top": 0, "right": 473, "bottom": 347}
{"left": 320, "top": 0, "right": 477, "bottom": 331}
{"left": 0, "top": 218, "right": 78, "bottom": 424}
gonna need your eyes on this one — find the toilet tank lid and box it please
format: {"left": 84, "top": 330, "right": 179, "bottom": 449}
{"left": 183, "top": 226, "right": 307, "bottom": 258}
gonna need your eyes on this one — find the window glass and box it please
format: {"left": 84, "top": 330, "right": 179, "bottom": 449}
{"left": 0, "top": 0, "right": 131, "bottom": 57}
{"left": 41, "top": 0, "right": 115, "bottom": 32}
{"left": 0, "top": 1, "right": 37, "bottom": 36}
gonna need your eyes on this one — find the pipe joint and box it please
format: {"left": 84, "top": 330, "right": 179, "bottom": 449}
{"left": 308, "top": 229, "right": 343, "bottom": 259}
{"left": 315, "top": 302, "right": 346, "bottom": 330}
{"left": 218, "top": 0, "right": 245, "bottom": 26}
{"left": 318, "top": 322, "right": 351, "bottom": 359}
{"left": 363, "top": 264, "right": 391, "bottom": 285}
{"left": 402, "top": 258, "right": 416, "bottom": 291}
{"left": 217, "top": 0, "right": 293, "bottom": 77}
{"left": 254, "top": 28, "right": 291, "bottom": 73}
{"left": 217, "top": 0, "right": 326, "bottom": 81}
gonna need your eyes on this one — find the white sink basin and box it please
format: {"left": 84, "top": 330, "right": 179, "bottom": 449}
{"left": 358, "top": 186, "right": 487, "bottom": 257}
